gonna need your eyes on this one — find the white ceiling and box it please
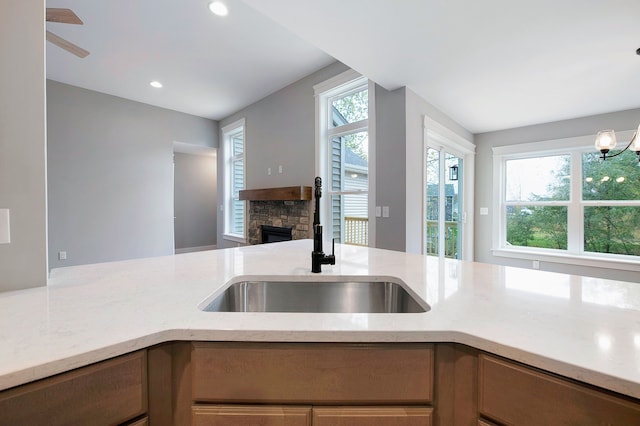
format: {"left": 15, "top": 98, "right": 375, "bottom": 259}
{"left": 45, "top": 0, "right": 335, "bottom": 120}
{"left": 47, "top": 0, "right": 640, "bottom": 134}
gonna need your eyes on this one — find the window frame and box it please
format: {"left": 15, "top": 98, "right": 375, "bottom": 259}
{"left": 422, "top": 117, "right": 476, "bottom": 260}
{"left": 492, "top": 131, "right": 640, "bottom": 272}
{"left": 221, "top": 118, "right": 246, "bottom": 244}
{"left": 314, "top": 70, "right": 374, "bottom": 247}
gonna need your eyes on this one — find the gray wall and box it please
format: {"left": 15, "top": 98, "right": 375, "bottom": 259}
{"left": 47, "top": 80, "right": 218, "bottom": 269}
{"left": 0, "top": 0, "right": 48, "bottom": 291}
{"left": 215, "top": 61, "right": 472, "bottom": 252}
{"left": 374, "top": 86, "right": 407, "bottom": 251}
{"left": 217, "top": 61, "right": 350, "bottom": 248}
{"left": 174, "top": 152, "right": 217, "bottom": 250}
{"left": 475, "top": 108, "right": 640, "bottom": 282}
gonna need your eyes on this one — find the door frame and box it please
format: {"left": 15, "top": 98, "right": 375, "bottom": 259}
{"left": 423, "top": 117, "right": 475, "bottom": 260}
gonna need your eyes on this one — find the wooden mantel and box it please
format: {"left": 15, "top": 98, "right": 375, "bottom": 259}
{"left": 239, "top": 186, "right": 312, "bottom": 201}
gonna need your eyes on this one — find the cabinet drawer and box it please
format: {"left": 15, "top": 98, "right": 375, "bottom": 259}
{"left": 0, "top": 350, "right": 147, "bottom": 425}
{"left": 313, "top": 406, "right": 432, "bottom": 426}
{"left": 126, "top": 417, "right": 149, "bottom": 426}
{"left": 192, "top": 405, "right": 312, "bottom": 426}
{"left": 192, "top": 343, "right": 433, "bottom": 404}
{"left": 478, "top": 354, "right": 640, "bottom": 425}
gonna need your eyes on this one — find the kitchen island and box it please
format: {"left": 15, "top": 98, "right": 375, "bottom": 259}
{"left": 0, "top": 240, "right": 638, "bottom": 424}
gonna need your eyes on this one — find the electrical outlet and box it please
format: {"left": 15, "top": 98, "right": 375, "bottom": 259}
{"left": 532, "top": 260, "right": 540, "bottom": 269}
{"left": 59, "top": 251, "right": 67, "bottom": 261}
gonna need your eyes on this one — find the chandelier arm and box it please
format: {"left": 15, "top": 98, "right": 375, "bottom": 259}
{"left": 601, "top": 131, "right": 638, "bottom": 159}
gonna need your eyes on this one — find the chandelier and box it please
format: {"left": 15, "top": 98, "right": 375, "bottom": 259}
{"left": 594, "top": 124, "right": 640, "bottom": 160}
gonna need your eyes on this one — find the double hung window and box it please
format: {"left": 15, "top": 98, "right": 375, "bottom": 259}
{"left": 494, "top": 133, "right": 640, "bottom": 268}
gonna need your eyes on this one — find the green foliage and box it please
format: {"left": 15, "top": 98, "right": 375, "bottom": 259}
{"left": 506, "top": 208, "right": 534, "bottom": 246}
{"left": 582, "top": 152, "right": 640, "bottom": 255}
{"left": 332, "top": 89, "right": 368, "bottom": 123}
{"left": 333, "top": 90, "right": 368, "bottom": 160}
{"left": 508, "top": 150, "right": 640, "bottom": 255}
{"left": 341, "top": 132, "right": 368, "bottom": 161}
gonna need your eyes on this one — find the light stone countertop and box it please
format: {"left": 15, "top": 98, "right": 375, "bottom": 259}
{"left": 1, "top": 240, "right": 639, "bottom": 399}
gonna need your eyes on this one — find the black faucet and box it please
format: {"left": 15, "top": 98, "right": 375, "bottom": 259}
{"left": 311, "top": 177, "right": 336, "bottom": 273}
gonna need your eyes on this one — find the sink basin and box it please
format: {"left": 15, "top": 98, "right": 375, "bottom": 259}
{"left": 199, "top": 279, "right": 429, "bottom": 313}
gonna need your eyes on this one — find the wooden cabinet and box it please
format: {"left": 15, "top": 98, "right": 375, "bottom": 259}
{"left": 191, "top": 342, "right": 434, "bottom": 405}
{"left": 313, "top": 407, "right": 432, "bottom": 426}
{"left": 190, "top": 405, "right": 432, "bottom": 426}
{"left": 127, "top": 417, "right": 150, "bottom": 426}
{"left": 186, "top": 342, "right": 434, "bottom": 426}
{"left": 192, "top": 405, "right": 312, "bottom": 426}
{"left": 478, "top": 354, "right": 640, "bottom": 425}
{"left": 0, "top": 350, "right": 147, "bottom": 425}
{"left": 7, "top": 341, "right": 639, "bottom": 425}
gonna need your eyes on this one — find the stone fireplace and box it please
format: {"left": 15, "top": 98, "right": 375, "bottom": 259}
{"left": 239, "top": 186, "right": 313, "bottom": 245}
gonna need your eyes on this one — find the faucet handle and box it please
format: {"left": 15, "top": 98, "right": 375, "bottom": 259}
{"left": 327, "top": 238, "right": 336, "bottom": 266}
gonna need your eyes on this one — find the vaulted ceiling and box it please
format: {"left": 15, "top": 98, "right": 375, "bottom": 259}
{"left": 47, "top": 0, "right": 640, "bottom": 133}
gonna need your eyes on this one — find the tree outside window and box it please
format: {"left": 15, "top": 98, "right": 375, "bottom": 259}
{"left": 502, "top": 149, "right": 640, "bottom": 257}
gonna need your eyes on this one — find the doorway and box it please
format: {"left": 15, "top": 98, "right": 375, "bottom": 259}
{"left": 173, "top": 144, "right": 218, "bottom": 253}
{"left": 423, "top": 118, "right": 475, "bottom": 260}
{"left": 425, "top": 148, "right": 463, "bottom": 259}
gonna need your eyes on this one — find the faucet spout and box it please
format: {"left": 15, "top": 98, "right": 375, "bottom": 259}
{"left": 311, "top": 177, "right": 336, "bottom": 273}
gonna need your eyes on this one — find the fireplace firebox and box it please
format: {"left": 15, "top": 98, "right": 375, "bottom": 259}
{"left": 261, "top": 225, "right": 293, "bottom": 244}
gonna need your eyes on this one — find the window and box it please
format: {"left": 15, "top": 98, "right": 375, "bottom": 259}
{"left": 222, "top": 119, "right": 246, "bottom": 243}
{"left": 315, "top": 71, "right": 371, "bottom": 246}
{"left": 493, "top": 132, "right": 640, "bottom": 269}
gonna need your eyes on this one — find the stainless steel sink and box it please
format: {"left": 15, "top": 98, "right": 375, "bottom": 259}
{"left": 199, "top": 279, "right": 429, "bottom": 313}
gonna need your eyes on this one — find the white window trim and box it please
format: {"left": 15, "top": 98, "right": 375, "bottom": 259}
{"left": 314, "top": 70, "right": 376, "bottom": 246}
{"left": 423, "top": 115, "right": 475, "bottom": 260}
{"left": 492, "top": 130, "right": 640, "bottom": 272}
{"left": 221, "top": 118, "right": 246, "bottom": 244}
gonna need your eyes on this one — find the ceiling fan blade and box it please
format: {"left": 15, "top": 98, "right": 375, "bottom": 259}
{"left": 46, "top": 31, "right": 90, "bottom": 58}
{"left": 46, "top": 8, "right": 83, "bottom": 25}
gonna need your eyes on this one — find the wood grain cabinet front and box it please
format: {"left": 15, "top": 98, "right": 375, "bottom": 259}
{"left": 0, "top": 350, "right": 147, "bottom": 425}
{"left": 192, "top": 405, "right": 312, "bottom": 426}
{"left": 478, "top": 354, "right": 640, "bottom": 425}
{"left": 313, "top": 406, "right": 433, "bottom": 426}
{"left": 191, "top": 342, "right": 434, "bottom": 405}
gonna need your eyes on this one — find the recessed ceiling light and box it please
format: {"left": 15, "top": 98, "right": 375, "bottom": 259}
{"left": 208, "top": 1, "right": 228, "bottom": 16}
{"left": 150, "top": 81, "right": 163, "bottom": 88}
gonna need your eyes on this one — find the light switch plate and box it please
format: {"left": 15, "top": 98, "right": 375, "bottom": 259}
{"left": 375, "top": 206, "right": 381, "bottom": 217}
{"left": 480, "top": 207, "right": 489, "bottom": 215}
{"left": 382, "top": 206, "right": 390, "bottom": 218}
{"left": 0, "top": 209, "right": 10, "bottom": 244}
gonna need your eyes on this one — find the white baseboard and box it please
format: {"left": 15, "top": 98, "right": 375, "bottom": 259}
{"left": 175, "top": 245, "right": 217, "bottom": 254}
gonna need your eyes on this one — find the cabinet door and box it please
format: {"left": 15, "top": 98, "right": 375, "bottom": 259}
{"left": 192, "top": 342, "right": 433, "bottom": 404}
{"left": 0, "top": 351, "right": 147, "bottom": 425}
{"left": 478, "top": 354, "right": 640, "bottom": 425}
{"left": 192, "top": 405, "right": 312, "bottom": 426}
{"left": 313, "top": 407, "right": 432, "bottom": 426}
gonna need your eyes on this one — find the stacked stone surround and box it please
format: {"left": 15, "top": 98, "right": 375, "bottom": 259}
{"left": 248, "top": 200, "right": 312, "bottom": 245}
